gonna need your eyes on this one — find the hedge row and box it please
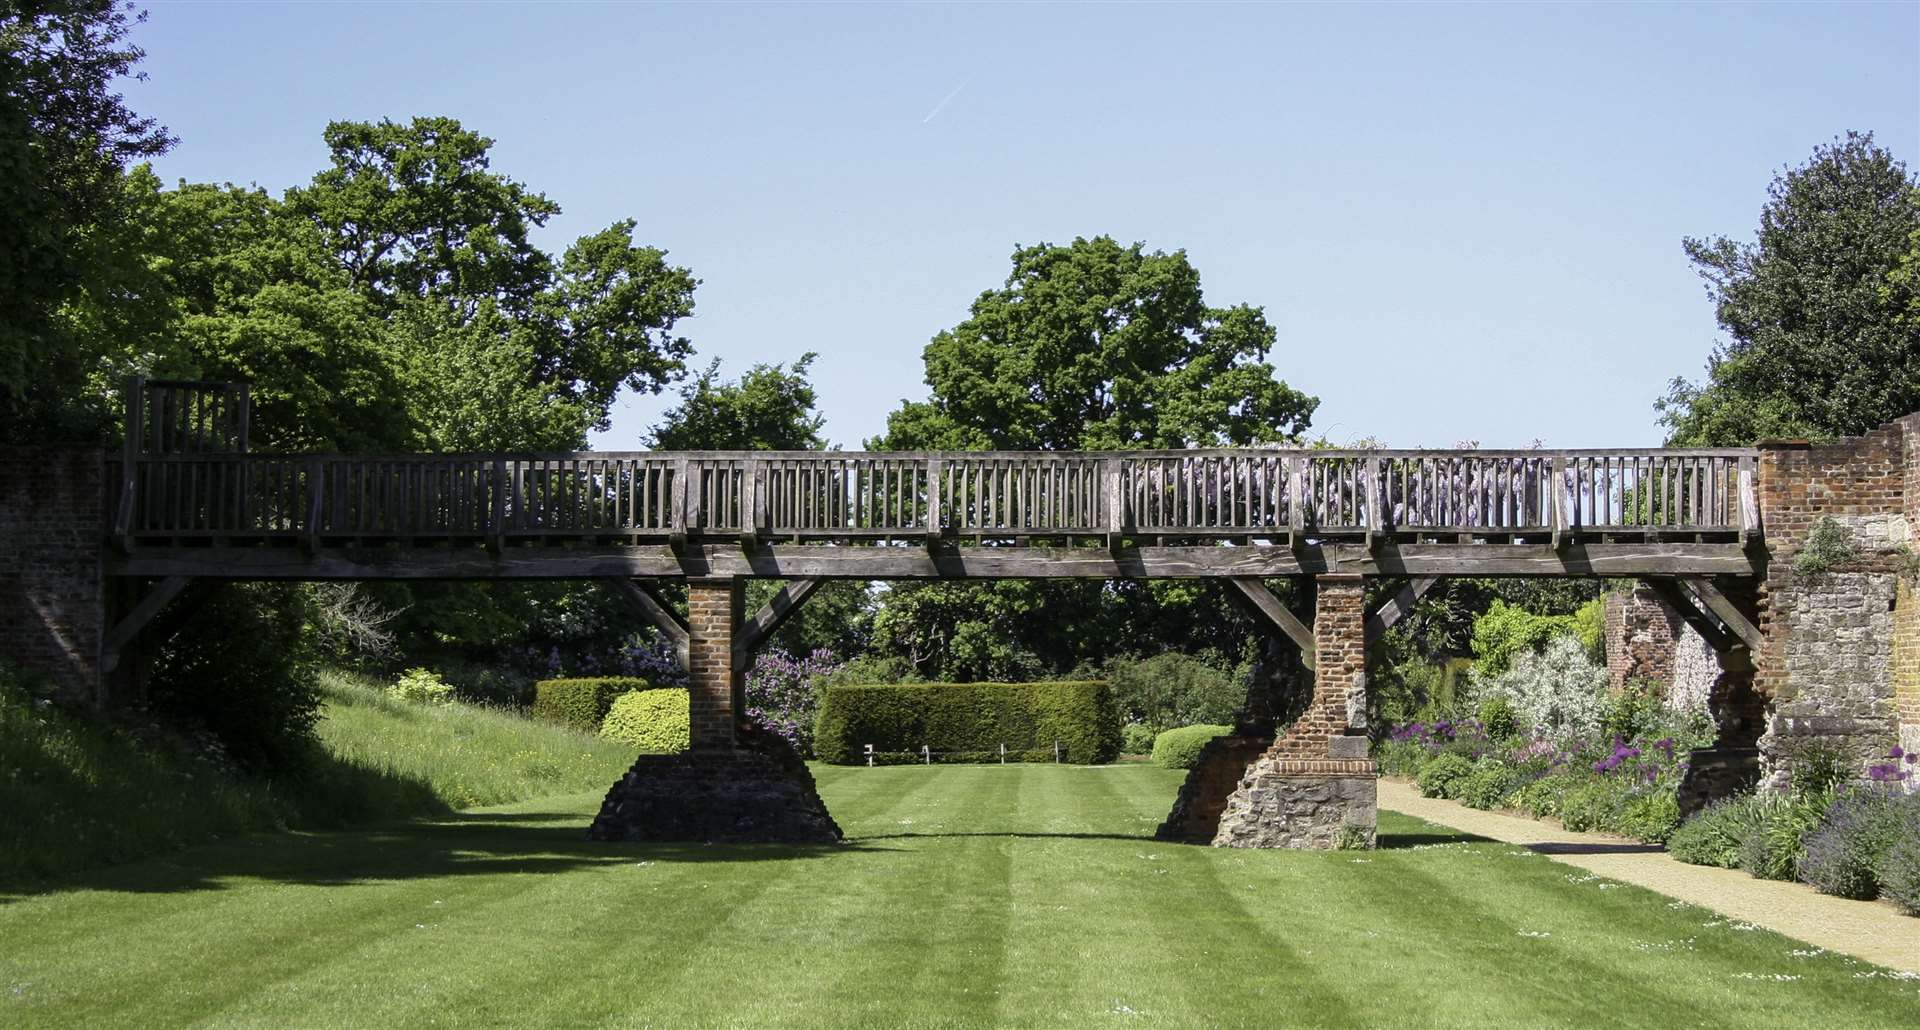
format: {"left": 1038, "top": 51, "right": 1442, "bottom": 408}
{"left": 815, "top": 681, "right": 1120, "bottom": 765}
{"left": 531, "top": 677, "right": 652, "bottom": 732}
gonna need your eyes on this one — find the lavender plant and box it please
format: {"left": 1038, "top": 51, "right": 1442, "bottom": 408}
{"left": 743, "top": 648, "right": 843, "bottom": 757}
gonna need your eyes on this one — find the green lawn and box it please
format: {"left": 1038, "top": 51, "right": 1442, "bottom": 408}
{"left": 2, "top": 764, "right": 1912, "bottom": 1029}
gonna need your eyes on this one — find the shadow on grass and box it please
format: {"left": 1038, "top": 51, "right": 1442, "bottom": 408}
{"left": 1374, "top": 828, "right": 1493, "bottom": 849}
{"left": 857, "top": 830, "right": 1158, "bottom": 843}
{"left": 0, "top": 799, "right": 893, "bottom": 904}
{"left": 1525, "top": 841, "right": 1664, "bottom": 855}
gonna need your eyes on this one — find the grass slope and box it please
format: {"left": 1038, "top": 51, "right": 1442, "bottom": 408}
{"left": 2, "top": 764, "right": 1912, "bottom": 1028}
{"left": 311, "top": 670, "right": 637, "bottom": 811}
{"left": 0, "top": 670, "right": 636, "bottom": 888}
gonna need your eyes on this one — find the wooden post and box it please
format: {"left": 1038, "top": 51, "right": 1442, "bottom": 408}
{"left": 926, "top": 457, "right": 945, "bottom": 551}
{"left": 116, "top": 376, "right": 144, "bottom": 551}
{"left": 1551, "top": 455, "right": 1568, "bottom": 551}
{"left": 1104, "top": 458, "right": 1123, "bottom": 552}
{"left": 1365, "top": 455, "right": 1383, "bottom": 551}
{"left": 670, "top": 457, "right": 690, "bottom": 551}
{"left": 489, "top": 457, "right": 507, "bottom": 553}
{"left": 1737, "top": 455, "right": 1758, "bottom": 547}
{"left": 741, "top": 458, "right": 763, "bottom": 549}
{"left": 1287, "top": 455, "right": 1306, "bottom": 547}
{"left": 302, "top": 457, "right": 324, "bottom": 553}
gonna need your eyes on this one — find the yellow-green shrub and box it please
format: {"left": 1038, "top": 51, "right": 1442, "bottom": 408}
{"left": 1150, "top": 724, "right": 1232, "bottom": 770}
{"left": 598, "top": 688, "right": 690, "bottom": 753}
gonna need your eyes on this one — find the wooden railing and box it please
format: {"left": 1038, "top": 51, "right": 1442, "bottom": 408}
{"left": 109, "top": 448, "right": 1760, "bottom": 547}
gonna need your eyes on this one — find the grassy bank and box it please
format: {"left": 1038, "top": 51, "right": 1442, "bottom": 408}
{"left": 0, "top": 669, "right": 636, "bottom": 888}
{"left": 3, "top": 764, "right": 1913, "bottom": 1028}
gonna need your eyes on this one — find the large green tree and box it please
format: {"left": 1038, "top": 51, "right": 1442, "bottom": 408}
{"left": 0, "top": 0, "right": 172, "bottom": 439}
{"left": 651, "top": 354, "right": 826, "bottom": 451}
{"left": 1659, "top": 133, "right": 1920, "bottom": 445}
{"left": 869, "top": 237, "right": 1318, "bottom": 681}
{"left": 878, "top": 236, "right": 1316, "bottom": 451}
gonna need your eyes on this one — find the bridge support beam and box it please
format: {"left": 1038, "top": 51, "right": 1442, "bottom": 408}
{"left": 1210, "top": 575, "right": 1378, "bottom": 849}
{"left": 1165, "top": 576, "right": 1379, "bottom": 848}
{"left": 588, "top": 576, "right": 841, "bottom": 844}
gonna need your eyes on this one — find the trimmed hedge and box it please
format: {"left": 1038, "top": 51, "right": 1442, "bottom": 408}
{"left": 815, "top": 681, "right": 1120, "bottom": 765}
{"left": 1150, "top": 724, "right": 1231, "bottom": 770}
{"left": 599, "top": 689, "right": 690, "bottom": 753}
{"left": 531, "top": 677, "right": 652, "bottom": 732}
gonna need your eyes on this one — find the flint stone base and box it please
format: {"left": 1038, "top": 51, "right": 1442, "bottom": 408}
{"left": 1212, "top": 754, "right": 1378, "bottom": 850}
{"left": 587, "top": 726, "right": 842, "bottom": 844}
{"left": 1156, "top": 733, "right": 1275, "bottom": 843}
{"left": 1675, "top": 747, "right": 1761, "bottom": 821}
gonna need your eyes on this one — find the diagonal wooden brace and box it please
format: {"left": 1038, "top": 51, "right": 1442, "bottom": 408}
{"left": 610, "top": 578, "right": 691, "bottom": 670}
{"left": 1227, "top": 576, "right": 1316, "bottom": 672}
{"left": 1365, "top": 576, "right": 1441, "bottom": 645}
{"left": 733, "top": 578, "right": 823, "bottom": 662}
{"left": 102, "top": 576, "right": 198, "bottom": 674}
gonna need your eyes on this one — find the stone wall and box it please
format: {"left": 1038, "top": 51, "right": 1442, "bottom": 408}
{"left": 1213, "top": 577, "right": 1376, "bottom": 849}
{"left": 0, "top": 448, "right": 106, "bottom": 700}
{"left": 1670, "top": 627, "right": 1719, "bottom": 720}
{"left": 1755, "top": 420, "right": 1919, "bottom": 787}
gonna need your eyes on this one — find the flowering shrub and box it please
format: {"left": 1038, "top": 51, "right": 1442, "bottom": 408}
{"left": 1883, "top": 804, "right": 1920, "bottom": 915}
{"left": 744, "top": 648, "right": 842, "bottom": 757}
{"left": 1798, "top": 787, "right": 1917, "bottom": 900}
{"left": 1470, "top": 636, "right": 1608, "bottom": 743}
{"left": 1668, "top": 796, "right": 1764, "bottom": 868}
{"left": 388, "top": 668, "right": 454, "bottom": 706}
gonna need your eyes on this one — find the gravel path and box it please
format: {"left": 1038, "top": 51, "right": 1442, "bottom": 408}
{"left": 1378, "top": 778, "right": 1920, "bottom": 974}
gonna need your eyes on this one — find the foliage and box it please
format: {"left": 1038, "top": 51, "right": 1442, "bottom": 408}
{"left": 1469, "top": 599, "right": 1601, "bottom": 677}
{"left": 1737, "top": 789, "right": 1837, "bottom": 882}
{"left": 650, "top": 353, "right": 826, "bottom": 450}
{"left": 1105, "top": 651, "right": 1247, "bottom": 734}
{"left": 744, "top": 648, "right": 842, "bottom": 757}
{"left": 1149, "top": 724, "right": 1232, "bottom": 770}
{"left": 1121, "top": 722, "right": 1157, "bottom": 755}
{"left": 1416, "top": 754, "right": 1476, "bottom": 799}
{"left": 1469, "top": 635, "right": 1609, "bottom": 743}
{"left": 148, "top": 583, "right": 318, "bottom": 774}
{"left": 0, "top": 0, "right": 174, "bottom": 438}
{"left": 1456, "top": 762, "right": 1515, "bottom": 810}
{"left": 814, "top": 681, "right": 1120, "bottom": 765}
{"left": 1883, "top": 801, "right": 1920, "bottom": 916}
{"left": 599, "top": 688, "right": 690, "bottom": 753}
{"left": 1659, "top": 133, "right": 1920, "bottom": 446}
{"left": 1476, "top": 695, "right": 1518, "bottom": 740}
{"left": 387, "top": 668, "right": 454, "bottom": 706}
{"left": 875, "top": 235, "right": 1315, "bottom": 452}
{"left": 530, "top": 677, "right": 652, "bottom": 732}
{"left": 1794, "top": 516, "right": 1859, "bottom": 576}
{"left": 1668, "top": 796, "right": 1766, "bottom": 868}
{"left": 1600, "top": 680, "right": 1669, "bottom": 745}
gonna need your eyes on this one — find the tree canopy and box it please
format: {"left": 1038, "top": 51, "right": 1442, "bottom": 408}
{"left": 651, "top": 354, "right": 827, "bottom": 451}
{"left": 1659, "top": 133, "right": 1920, "bottom": 445}
{"left": 876, "top": 236, "right": 1316, "bottom": 450}
{"left": 0, "top": 0, "right": 172, "bottom": 437}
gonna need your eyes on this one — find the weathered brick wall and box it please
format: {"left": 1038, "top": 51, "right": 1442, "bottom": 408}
{"left": 685, "top": 577, "right": 743, "bottom": 749}
{"left": 1604, "top": 585, "right": 1678, "bottom": 691}
{"left": 1755, "top": 417, "right": 1920, "bottom": 786}
{"left": 0, "top": 448, "right": 106, "bottom": 700}
{"left": 1670, "top": 627, "right": 1719, "bottom": 719}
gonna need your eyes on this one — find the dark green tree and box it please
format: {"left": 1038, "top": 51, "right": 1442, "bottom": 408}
{"left": 0, "top": 0, "right": 172, "bottom": 439}
{"left": 879, "top": 235, "right": 1316, "bottom": 450}
{"left": 1659, "top": 133, "right": 1920, "bottom": 445}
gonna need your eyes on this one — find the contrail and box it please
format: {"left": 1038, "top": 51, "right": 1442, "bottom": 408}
{"left": 921, "top": 79, "right": 969, "bottom": 124}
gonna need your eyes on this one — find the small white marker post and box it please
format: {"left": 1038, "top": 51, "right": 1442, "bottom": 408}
{"left": 864, "top": 744, "right": 874, "bottom": 768}
{"left": 1054, "top": 740, "right": 1062, "bottom": 763}
{"left": 922, "top": 744, "right": 931, "bottom": 766}
{"left": 1000, "top": 743, "right": 1006, "bottom": 765}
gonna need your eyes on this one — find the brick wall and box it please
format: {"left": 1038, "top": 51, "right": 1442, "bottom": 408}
{"left": 685, "top": 577, "right": 743, "bottom": 749}
{"left": 1604, "top": 585, "right": 1678, "bottom": 692}
{"left": 0, "top": 448, "right": 106, "bottom": 700}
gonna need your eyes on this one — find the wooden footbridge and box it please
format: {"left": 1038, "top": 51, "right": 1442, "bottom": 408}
{"left": 87, "top": 379, "right": 1780, "bottom": 847}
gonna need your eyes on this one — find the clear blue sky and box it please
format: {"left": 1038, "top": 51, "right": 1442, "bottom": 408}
{"left": 127, "top": 1, "right": 1919, "bottom": 450}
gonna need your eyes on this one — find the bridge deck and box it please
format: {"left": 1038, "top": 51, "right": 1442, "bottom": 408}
{"left": 104, "top": 448, "right": 1763, "bottom": 579}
